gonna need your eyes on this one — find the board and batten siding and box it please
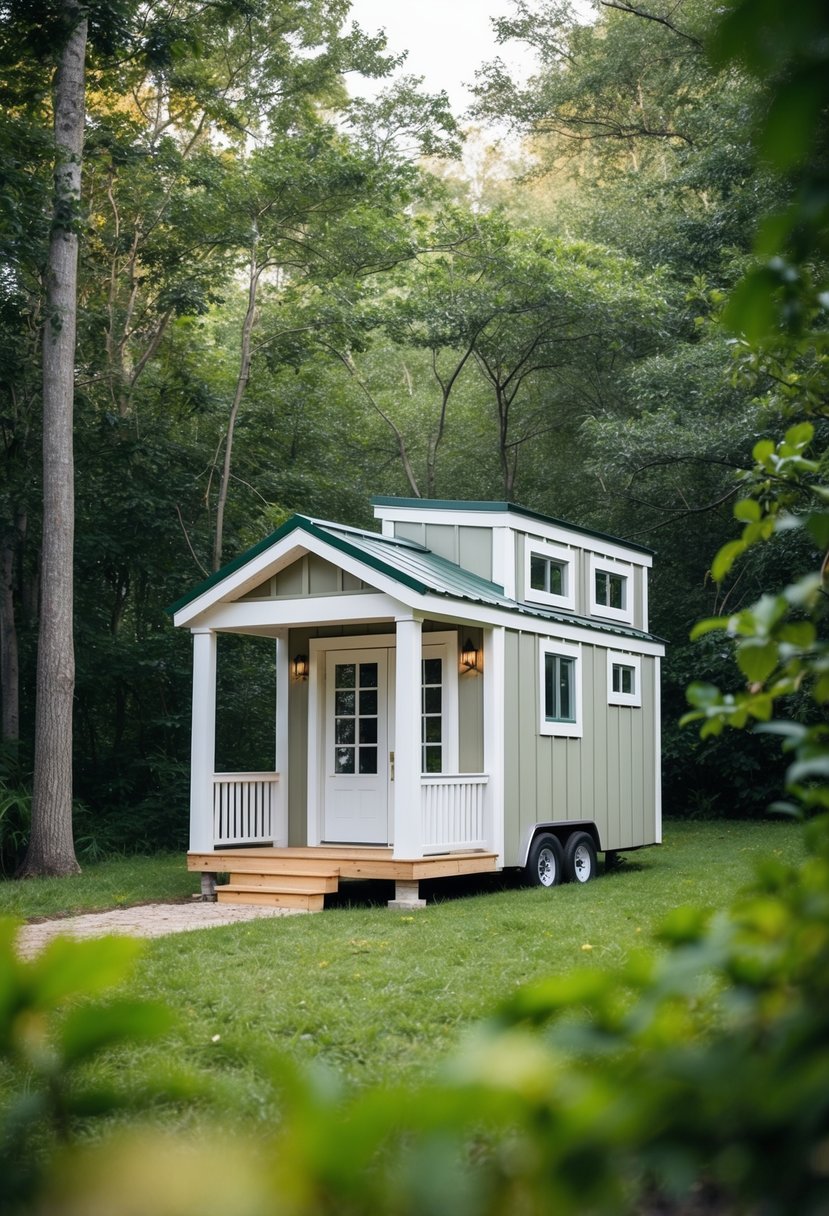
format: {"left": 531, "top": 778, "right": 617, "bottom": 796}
{"left": 238, "top": 554, "right": 367, "bottom": 600}
{"left": 393, "top": 522, "right": 493, "bottom": 581}
{"left": 503, "top": 629, "right": 657, "bottom": 862}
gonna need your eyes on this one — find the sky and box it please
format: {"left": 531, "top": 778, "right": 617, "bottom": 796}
{"left": 345, "top": 0, "right": 534, "bottom": 118}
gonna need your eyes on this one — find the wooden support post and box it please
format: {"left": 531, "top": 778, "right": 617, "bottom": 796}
{"left": 393, "top": 616, "right": 422, "bottom": 859}
{"left": 189, "top": 628, "right": 217, "bottom": 853}
{"left": 387, "top": 879, "right": 426, "bottom": 910}
{"left": 200, "top": 873, "right": 217, "bottom": 901}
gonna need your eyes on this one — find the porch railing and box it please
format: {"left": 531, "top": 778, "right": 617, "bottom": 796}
{"left": 212, "top": 772, "right": 279, "bottom": 846}
{"left": 420, "top": 774, "right": 488, "bottom": 853}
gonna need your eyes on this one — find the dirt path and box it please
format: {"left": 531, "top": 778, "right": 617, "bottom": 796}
{"left": 15, "top": 900, "right": 305, "bottom": 958}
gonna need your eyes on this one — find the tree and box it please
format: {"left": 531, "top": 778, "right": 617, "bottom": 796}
{"left": 16, "top": 0, "right": 88, "bottom": 877}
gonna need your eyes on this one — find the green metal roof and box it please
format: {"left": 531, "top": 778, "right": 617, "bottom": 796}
{"left": 370, "top": 496, "right": 656, "bottom": 557}
{"left": 168, "top": 513, "right": 663, "bottom": 645}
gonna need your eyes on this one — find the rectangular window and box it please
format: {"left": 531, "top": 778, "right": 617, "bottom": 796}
{"left": 525, "top": 542, "right": 575, "bottom": 611}
{"left": 607, "top": 652, "right": 642, "bottom": 707}
{"left": 539, "top": 641, "right": 582, "bottom": 737}
{"left": 595, "top": 569, "right": 625, "bottom": 610}
{"left": 545, "top": 654, "right": 575, "bottom": 722}
{"left": 531, "top": 554, "right": 565, "bottom": 596}
{"left": 421, "top": 657, "right": 443, "bottom": 773}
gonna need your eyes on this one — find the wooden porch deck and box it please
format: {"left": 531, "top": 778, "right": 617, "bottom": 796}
{"left": 187, "top": 846, "right": 499, "bottom": 911}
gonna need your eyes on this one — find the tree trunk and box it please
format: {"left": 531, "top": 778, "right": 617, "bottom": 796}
{"left": 212, "top": 242, "right": 259, "bottom": 572}
{"left": 19, "top": 3, "right": 86, "bottom": 878}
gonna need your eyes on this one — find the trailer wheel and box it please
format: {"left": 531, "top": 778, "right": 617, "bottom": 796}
{"left": 564, "top": 832, "right": 597, "bottom": 884}
{"left": 525, "top": 833, "right": 564, "bottom": 888}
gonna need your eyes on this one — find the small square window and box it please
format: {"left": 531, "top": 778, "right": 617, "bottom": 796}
{"left": 607, "top": 652, "right": 642, "bottom": 707}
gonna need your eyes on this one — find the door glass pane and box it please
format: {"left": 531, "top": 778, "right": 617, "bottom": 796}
{"left": 335, "top": 690, "right": 355, "bottom": 716}
{"left": 335, "top": 746, "right": 354, "bottom": 774}
{"left": 421, "top": 656, "right": 443, "bottom": 774}
{"left": 335, "top": 718, "right": 355, "bottom": 744}
{"left": 358, "top": 747, "right": 377, "bottom": 774}
{"left": 424, "top": 745, "right": 441, "bottom": 773}
{"left": 359, "top": 717, "right": 378, "bottom": 744}
{"left": 359, "top": 689, "right": 378, "bottom": 716}
{"left": 359, "top": 662, "right": 378, "bottom": 688}
{"left": 336, "top": 663, "right": 355, "bottom": 689}
{"left": 423, "top": 658, "right": 441, "bottom": 684}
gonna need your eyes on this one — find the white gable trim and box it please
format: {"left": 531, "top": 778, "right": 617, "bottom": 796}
{"left": 173, "top": 525, "right": 428, "bottom": 627}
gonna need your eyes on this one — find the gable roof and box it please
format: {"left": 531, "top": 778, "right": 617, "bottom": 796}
{"left": 168, "top": 513, "right": 662, "bottom": 645}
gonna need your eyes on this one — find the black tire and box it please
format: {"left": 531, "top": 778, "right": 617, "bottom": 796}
{"left": 524, "top": 833, "right": 564, "bottom": 888}
{"left": 564, "top": 831, "right": 598, "bottom": 884}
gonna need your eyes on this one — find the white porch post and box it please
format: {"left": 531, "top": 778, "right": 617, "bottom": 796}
{"left": 274, "top": 630, "right": 289, "bottom": 846}
{"left": 392, "top": 615, "right": 422, "bottom": 859}
{"left": 189, "top": 628, "right": 217, "bottom": 853}
{"left": 483, "top": 625, "right": 506, "bottom": 867}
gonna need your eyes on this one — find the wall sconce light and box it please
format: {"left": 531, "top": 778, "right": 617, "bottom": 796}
{"left": 292, "top": 653, "right": 309, "bottom": 681}
{"left": 461, "top": 637, "right": 480, "bottom": 673}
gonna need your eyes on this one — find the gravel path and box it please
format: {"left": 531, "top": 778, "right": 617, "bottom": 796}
{"left": 15, "top": 900, "right": 305, "bottom": 958}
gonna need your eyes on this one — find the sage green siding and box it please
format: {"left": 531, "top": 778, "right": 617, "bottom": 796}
{"left": 458, "top": 628, "right": 484, "bottom": 772}
{"left": 503, "top": 629, "right": 658, "bottom": 862}
{"left": 238, "top": 555, "right": 367, "bottom": 601}
{"left": 392, "top": 522, "right": 492, "bottom": 580}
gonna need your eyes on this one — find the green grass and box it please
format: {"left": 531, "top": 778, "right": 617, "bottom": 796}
{"left": 10, "top": 818, "right": 798, "bottom": 1124}
{"left": 0, "top": 853, "right": 199, "bottom": 920}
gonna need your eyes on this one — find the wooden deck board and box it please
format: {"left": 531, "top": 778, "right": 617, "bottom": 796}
{"left": 188, "top": 848, "right": 498, "bottom": 882}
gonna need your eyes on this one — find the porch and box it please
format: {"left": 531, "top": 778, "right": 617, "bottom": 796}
{"left": 187, "top": 844, "right": 500, "bottom": 912}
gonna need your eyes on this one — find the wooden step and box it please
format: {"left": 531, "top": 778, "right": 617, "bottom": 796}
{"left": 216, "top": 885, "right": 325, "bottom": 911}
{"left": 227, "top": 870, "right": 339, "bottom": 894}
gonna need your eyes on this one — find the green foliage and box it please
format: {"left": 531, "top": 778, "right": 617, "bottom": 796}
{"left": 0, "top": 816, "right": 824, "bottom": 1216}
{"left": 0, "top": 925, "right": 175, "bottom": 1211}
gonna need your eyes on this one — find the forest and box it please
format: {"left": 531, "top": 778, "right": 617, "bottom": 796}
{"left": 0, "top": 0, "right": 827, "bottom": 869}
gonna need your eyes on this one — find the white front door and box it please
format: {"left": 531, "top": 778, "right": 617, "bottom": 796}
{"left": 323, "top": 648, "right": 393, "bottom": 844}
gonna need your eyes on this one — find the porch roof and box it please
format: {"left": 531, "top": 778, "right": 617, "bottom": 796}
{"left": 169, "top": 514, "right": 663, "bottom": 645}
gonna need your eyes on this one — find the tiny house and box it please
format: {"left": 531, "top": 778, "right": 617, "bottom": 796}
{"left": 171, "top": 498, "right": 663, "bottom": 909}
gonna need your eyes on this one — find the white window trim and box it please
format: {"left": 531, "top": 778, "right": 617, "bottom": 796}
{"left": 589, "top": 554, "right": 635, "bottom": 625}
{"left": 607, "top": 652, "right": 642, "bottom": 708}
{"left": 524, "top": 540, "right": 576, "bottom": 612}
{"left": 539, "top": 639, "right": 582, "bottom": 739}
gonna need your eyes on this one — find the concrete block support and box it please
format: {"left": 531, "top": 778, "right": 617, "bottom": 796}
{"left": 387, "top": 879, "right": 426, "bottom": 910}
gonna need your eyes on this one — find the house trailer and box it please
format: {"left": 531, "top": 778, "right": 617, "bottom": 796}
{"left": 171, "top": 497, "right": 664, "bottom": 909}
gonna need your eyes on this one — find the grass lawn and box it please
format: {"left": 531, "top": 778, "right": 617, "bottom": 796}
{"left": 0, "top": 853, "right": 199, "bottom": 919}
{"left": 3, "top": 818, "right": 799, "bottom": 1124}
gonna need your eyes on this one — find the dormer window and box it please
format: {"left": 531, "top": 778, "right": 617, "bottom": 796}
{"left": 589, "top": 555, "right": 634, "bottom": 624}
{"left": 524, "top": 541, "right": 575, "bottom": 611}
{"left": 595, "top": 569, "right": 626, "bottom": 611}
{"left": 530, "top": 554, "right": 566, "bottom": 596}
